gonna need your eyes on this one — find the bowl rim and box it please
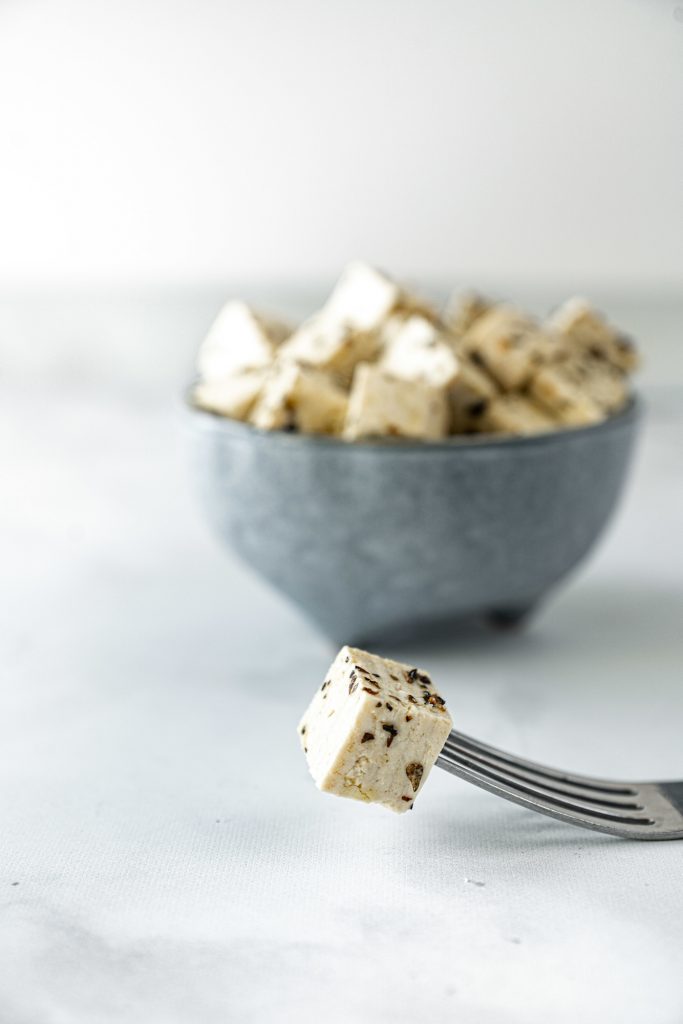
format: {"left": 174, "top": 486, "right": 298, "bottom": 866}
{"left": 184, "top": 388, "right": 641, "bottom": 454}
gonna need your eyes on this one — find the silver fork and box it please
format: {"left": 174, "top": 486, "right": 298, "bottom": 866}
{"left": 437, "top": 731, "right": 683, "bottom": 840}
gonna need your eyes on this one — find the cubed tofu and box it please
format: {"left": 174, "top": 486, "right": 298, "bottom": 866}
{"left": 343, "top": 363, "right": 449, "bottom": 441}
{"left": 480, "top": 394, "right": 558, "bottom": 436}
{"left": 546, "top": 297, "right": 639, "bottom": 373}
{"left": 192, "top": 369, "right": 267, "bottom": 421}
{"left": 530, "top": 354, "right": 628, "bottom": 425}
{"left": 448, "top": 357, "right": 500, "bottom": 433}
{"left": 443, "top": 290, "right": 494, "bottom": 339}
{"left": 321, "top": 261, "right": 438, "bottom": 333}
{"left": 321, "top": 262, "right": 405, "bottom": 332}
{"left": 298, "top": 646, "right": 452, "bottom": 814}
{"left": 279, "top": 314, "right": 379, "bottom": 385}
{"left": 197, "top": 301, "right": 289, "bottom": 380}
{"left": 250, "top": 362, "right": 348, "bottom": 435}
{"left": 463, "top": 307, "right": 557, "bottom": 391}
{"left": 380, "top": 315, "right": 459, "bottom": 389}
{"left": 381, "top": 312, "right": 437, "bottom": 349}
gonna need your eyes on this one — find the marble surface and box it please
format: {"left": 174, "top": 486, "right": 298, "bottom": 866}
{"left": 1, "top": 291, "right": 682, "bottom": 1023}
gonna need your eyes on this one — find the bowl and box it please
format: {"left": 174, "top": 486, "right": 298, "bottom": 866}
{"left": 186, "top": 397, "right": 640, "bottom": 643}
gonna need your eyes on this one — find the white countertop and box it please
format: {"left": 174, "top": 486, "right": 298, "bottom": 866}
{"left": 1, "top": 291, "right": 682, "bottom": 1024}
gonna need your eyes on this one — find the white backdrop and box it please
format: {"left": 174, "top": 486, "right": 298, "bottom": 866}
{"left": 0, "top": 0, "right": 682, "bottom": 289}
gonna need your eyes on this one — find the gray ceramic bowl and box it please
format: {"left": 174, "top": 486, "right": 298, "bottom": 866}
{"left": 186, "top": 397, "right": 640, "bottom": 643}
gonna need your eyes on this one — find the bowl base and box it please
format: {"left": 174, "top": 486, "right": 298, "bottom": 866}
{"left": 485, "top": 604, "right": 539, "bottom": 631}
{"left": 339, "top": 601, "right": 542, "bottom": 649}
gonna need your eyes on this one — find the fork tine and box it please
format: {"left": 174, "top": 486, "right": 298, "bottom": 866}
{"left": 439, "top": 744, "right": 652, "bottom": 821}
{"left": 448, "top": 730, "right": 637, "bottom": 794}
{"left": 442, "top": 735, "right": 643, "bottom": 809}
{"left": 436, "top": 746, "right": 656, "bottom": 835}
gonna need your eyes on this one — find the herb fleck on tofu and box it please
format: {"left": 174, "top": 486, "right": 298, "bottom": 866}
{"left": 406, "top": 667, "right": 432, "bottom": 688}
{"left": 361, "top": 732, "right": 375, "bottom": 743}
{"left": 405, "top": 762, "right": 424, "bottom": 792}
{"left": 382, "top": 724, "right": 398, "bottom": 747}
{"left": 426, "top": 693, "right": 447, "bottom": 711}
{"left": 467, "top": 398, "right": 488, "bottom": 418}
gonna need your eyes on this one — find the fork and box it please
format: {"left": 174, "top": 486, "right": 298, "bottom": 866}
{"left": 436, "top": 731, "right": 683, "bottom": 840}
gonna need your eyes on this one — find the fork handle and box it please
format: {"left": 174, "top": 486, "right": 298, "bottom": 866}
{"left": 661, "top": 781, "right": 683, "bottom": 815}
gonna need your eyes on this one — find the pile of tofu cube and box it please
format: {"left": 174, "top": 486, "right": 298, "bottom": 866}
{"left": 192, "top": 262, "right": 638, "bottom": 442}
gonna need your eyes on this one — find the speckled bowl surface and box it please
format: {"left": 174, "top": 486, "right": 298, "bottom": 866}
{"left": 186, "top": 396, "right": 641, "bottom": 643}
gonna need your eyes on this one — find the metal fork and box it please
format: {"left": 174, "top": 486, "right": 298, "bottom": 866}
{"left": 436, "top": 731, "right": 683, "bottom": 840}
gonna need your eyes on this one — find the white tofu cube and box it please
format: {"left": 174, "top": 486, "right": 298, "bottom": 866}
{"left": 380, "top": 315, "right": 459, "bottom": 389}
{"left": 192, "top": 369, "right": 267, "bottom": 421}
{"left": 448, "top": 357, "right": 499, "bottom": 433}
{"left": 250, "top": 362, "right": 348, "bottom": 435}
{"left": 320, "top": 262, "right": 438, "bottom": 331}
{"left": 279, "top": 314, "right": 379, "bottom": 385}
{"left": 197, "top": 301, "right": 289, "bottom": 380}
{"left": 321, "top": 262, "right": 403, "bottom": 332}
{"left": 480, "top": 394, "right": 558, "bottom": 435}
{"left": 343, "top": 363, "right": 449, "bottom": 442}
{"left": 381, "top": 312, "right": 437, "bottom": 349}
{"left": 298, "top": 646, "right": 452, "bottom": 814}
{"left": 530, "top": 354, "right": 628, "bottom": 425}
{"left": 546, "top": 297, "right": 639, "bottom": 373}
{"left": 464, "top": 306, "right": 557, "bottom": 391}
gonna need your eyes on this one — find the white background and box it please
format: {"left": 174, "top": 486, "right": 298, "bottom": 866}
{"left": 1, "top": 0, "right": 682, "bottom": 290}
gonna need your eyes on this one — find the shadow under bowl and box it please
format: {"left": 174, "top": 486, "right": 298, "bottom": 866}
{"left": 186, "top": 396, "right": 641, "bottom": 644}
